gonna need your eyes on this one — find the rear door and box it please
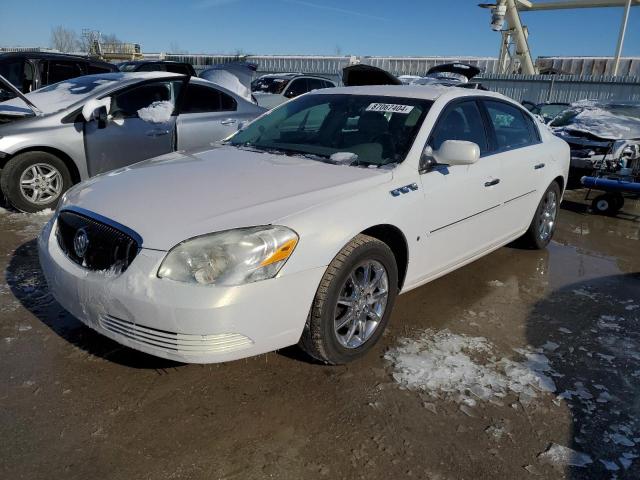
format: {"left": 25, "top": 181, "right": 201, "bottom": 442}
{"left": 84, "top": 79, "right": 183, "bottom": 176}
{"left": 480, "top": 99, "right": 544, "bottom": 235}
{"left": 175, "top": 81, "right": 240, "bottom": 150}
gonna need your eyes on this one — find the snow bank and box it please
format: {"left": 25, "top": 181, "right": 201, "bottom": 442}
{"left": 137, "top": 101, "right": 173, "bottom": 123}
{"left": 385, "top": 329, "right": 556, "bottom": 406}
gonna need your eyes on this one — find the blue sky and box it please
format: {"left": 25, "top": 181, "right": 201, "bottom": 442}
{"left": 1, "top": 0, "right": 639, "bottom": 57}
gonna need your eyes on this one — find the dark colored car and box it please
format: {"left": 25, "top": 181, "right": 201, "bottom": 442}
{"left": 0, "top": 52, "right": 117, "bottom": 97}
{"left": 522, "top": 101, "right": 569, "bottom": 123}
{"left": 117, "top": 60, "right": 196, "bottom": 76}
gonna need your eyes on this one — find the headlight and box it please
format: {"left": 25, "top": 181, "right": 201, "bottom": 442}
{"left": 157, "top": 226, "right": 298, "bottom": 286}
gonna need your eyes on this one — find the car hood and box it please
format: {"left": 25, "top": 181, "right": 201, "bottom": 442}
{"left": 61, "top": 145, "right": 392, "bottom": 250}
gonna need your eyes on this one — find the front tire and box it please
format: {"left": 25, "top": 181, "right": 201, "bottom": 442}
{"left": 521, "top": 181, "right": 561, "bottom": 250}
{"left": 0, "top": 151, "right": 72, "bottom": 213}
{"left": 299, "top": 234, "right": 399, "bottom": 365}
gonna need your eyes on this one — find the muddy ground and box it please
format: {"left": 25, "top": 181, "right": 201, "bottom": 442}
{"left": 1, "top": 190, "right": 639, "bottom": 480}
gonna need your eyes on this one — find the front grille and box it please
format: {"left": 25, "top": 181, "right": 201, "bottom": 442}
{"left": 56, "top": 209, "right": 140, "bottom": 274}
{"left": 99, "top": 315, "right": 253, "bottom": 355}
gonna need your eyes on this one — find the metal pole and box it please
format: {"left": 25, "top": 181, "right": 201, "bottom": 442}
{"left": 505, "top": 0, "right": 537, "bottom": 74}
{"left": 613, "top": 0, "right": 632, "bottom": 75}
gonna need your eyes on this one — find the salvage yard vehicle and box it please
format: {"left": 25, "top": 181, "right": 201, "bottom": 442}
{"left": 251, "top": 73, "right": 336, "bottom": 109}
{"left": 522, "top": 101, "right": 569, "bottom": 124}
{"left": 117, "top": 60, "right": 196, "bottom": 76}
{"left": 550, "top": 100, "right": 640, "bottom": 186}
{"left": 0, "top": 72, "right": 265, "bottom": 212}
{"left": 38, "top": 85, "right": 569, "bottom": 365}
{"left": 0, "top": 51, "right": 117, "bottom": 97}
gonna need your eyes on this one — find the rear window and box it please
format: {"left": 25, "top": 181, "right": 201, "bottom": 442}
{"left": 484, "top": 100, "right": 539, "bottom": 151}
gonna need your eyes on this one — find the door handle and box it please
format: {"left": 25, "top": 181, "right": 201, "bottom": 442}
{"left": 220, "top": 118, "right": 237, "bottom": 126}
{"left": 146, "top": 129, "right": 170, "bottom": 137}
{"left": 534, "top": 163, "right": 546, "bottom": 170}
{"left": 484, "top": 178, "right": 500, "bottom": 187}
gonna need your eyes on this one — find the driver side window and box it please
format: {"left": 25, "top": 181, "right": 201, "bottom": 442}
{"left": 429, "top": 100, "right": 488, "bottom": 155}
{"left": 111, "top": 80, "right": 182, "bottom": 119}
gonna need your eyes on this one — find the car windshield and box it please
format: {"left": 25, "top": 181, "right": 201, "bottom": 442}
{"left": 251, "top": 76, "right": 290, "bottom": 94}
{"left": 229, "top": 93, "right": 432, "bottom": 166}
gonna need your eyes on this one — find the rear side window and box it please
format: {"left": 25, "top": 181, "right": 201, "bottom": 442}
{"left": 307, "top": 78, "right": 326, "bottom": 92}
{"left": 87, "top": 63, "right": 114, "bottom": 74}
{"left": 46, "top": 61, "right": 84, "bottom": 84}
{"left": 430, "top": 100, "right": 489, "bottom": 154}
{"left": 181, "top": 83, "right": 237, "bottom": 113}
{"left": 165, "top": 64, "right": 190, "bottom": 75}
{"left": 484, "top": 100, "right": 539, "bottom": 151}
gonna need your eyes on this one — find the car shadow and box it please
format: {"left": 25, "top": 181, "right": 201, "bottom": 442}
{"left": 6, "top": 239, "right": 183, "bottom": 370}
{"left": 525, "top": 273, "right": 640, "bottom": 479}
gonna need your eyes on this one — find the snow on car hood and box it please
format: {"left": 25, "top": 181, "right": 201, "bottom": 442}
{"left": 61, "top": 145, "right": 392, "bottom": 250}
{"left": 551, "top": 101, "right": 640, "bottom": 140}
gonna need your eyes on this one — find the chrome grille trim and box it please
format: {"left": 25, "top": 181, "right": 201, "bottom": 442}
{"left": 99, "top": 315, "right": 253, "bottom": 355}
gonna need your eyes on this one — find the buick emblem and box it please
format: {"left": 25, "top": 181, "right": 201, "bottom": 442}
{"left": 73, "top": 228, "right": 89, "bottom": 258}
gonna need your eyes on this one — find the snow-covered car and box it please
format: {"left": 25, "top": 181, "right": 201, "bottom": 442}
{"left": 38, "top": 85, "right": 569, "bottom": 365}
{"left": 550, "top": 101, "right": 640, "bottom": 183}
{"left": 251, "top": 73, "right": 336, "bottom": 109}
{"left": 0, "top": 72, "right": 265, "bottom": 212}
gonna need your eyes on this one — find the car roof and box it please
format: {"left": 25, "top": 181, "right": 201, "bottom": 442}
{"left": 0, "top": 51, "right": 111, "bottom": 64}
{"left": 312, "top": 84, "right": 505, "bottom": 102}
{"left": 119, "top": 60, "right": 190, "bottom": 66}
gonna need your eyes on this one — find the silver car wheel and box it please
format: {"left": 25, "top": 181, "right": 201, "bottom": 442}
{"left": 538, "top": 189, "right": 558, "bottom": 242}
{"left": 334, "top": 260, "right": 389, "bottom": 349}
{"left": 19, "top": 163, "right": 63, "bottom": 205}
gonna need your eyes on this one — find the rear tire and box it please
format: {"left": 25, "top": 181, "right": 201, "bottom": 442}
{"left": 521, "top": 181, "right": 561, "bottom": 250}
{"left": 0, "top": 151, "right": 72, "bottom": 213}
{"left": 299, "top": 234, "right": 399, "bottom": 365}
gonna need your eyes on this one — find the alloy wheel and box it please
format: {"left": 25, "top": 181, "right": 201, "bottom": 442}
{"left": 333, "top": 260, "right": 389, "bottom": 349}
{"left": 19, "top": 163, "right": 63, "bottom": 205}
{"left": 538, "top": 189, "right": 558, "bottom": 241}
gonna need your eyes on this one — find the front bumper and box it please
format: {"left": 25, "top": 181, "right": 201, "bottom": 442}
{"left": 38, "top": 218, "right": 324, "bottom": 363}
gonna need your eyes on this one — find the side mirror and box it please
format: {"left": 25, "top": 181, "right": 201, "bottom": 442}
{"left": 82, "top": 97, "right": 111, "bottom": 128}
{"left": 435, "top": 140, "right": 480, "bottom": 166}
{"left": 96, "top": 105, "right": 108, "bottom": 129}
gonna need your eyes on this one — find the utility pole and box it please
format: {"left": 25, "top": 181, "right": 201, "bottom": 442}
{"left": 613, "top": 0, "right": 633, "bottom": 75}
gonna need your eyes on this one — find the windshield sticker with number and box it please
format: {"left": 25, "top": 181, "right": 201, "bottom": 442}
{"left": 366, "top": 103, "right": 415, "bottom": 114}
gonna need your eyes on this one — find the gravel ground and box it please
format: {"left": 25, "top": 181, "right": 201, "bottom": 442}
{"left": 1, "top": 190, "right": 639, "bottom": 480}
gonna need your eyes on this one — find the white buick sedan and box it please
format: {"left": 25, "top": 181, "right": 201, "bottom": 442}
{"left": 38, "top": 85, "right": 569, "bottom": 365}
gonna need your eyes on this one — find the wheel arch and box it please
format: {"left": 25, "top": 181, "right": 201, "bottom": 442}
{"left": 360, "top": 224, "right": 409, "bottom": 290}
{"left": 553, "top": 175, "right": 565, "bottom": 194}
{"left": 1, "top": 147, "right": 81, "bottom": 184}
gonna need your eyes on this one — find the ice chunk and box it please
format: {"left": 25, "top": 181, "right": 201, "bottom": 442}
{"left": 537, "top": 443, "right": 593, "bottom": 467}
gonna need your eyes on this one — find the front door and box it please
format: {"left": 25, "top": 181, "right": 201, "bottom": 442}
{"left": 416, "top": 99, "right": 505, "bottom": 279}
{"left": 84, "top": 79, "right": 182, "bottom": 176}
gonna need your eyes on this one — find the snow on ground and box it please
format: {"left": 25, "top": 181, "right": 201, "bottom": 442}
{"left": 385, "top": 329, "right": 556, "bottom": 407}
{"left": 538, "top": 443, "right": 593, "bottom": 468}
{"left": 0, "top": 207, "right": 53, "bottom": 238}
{"left": 137, "top": 101, "right": 174, "bottom": 123}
